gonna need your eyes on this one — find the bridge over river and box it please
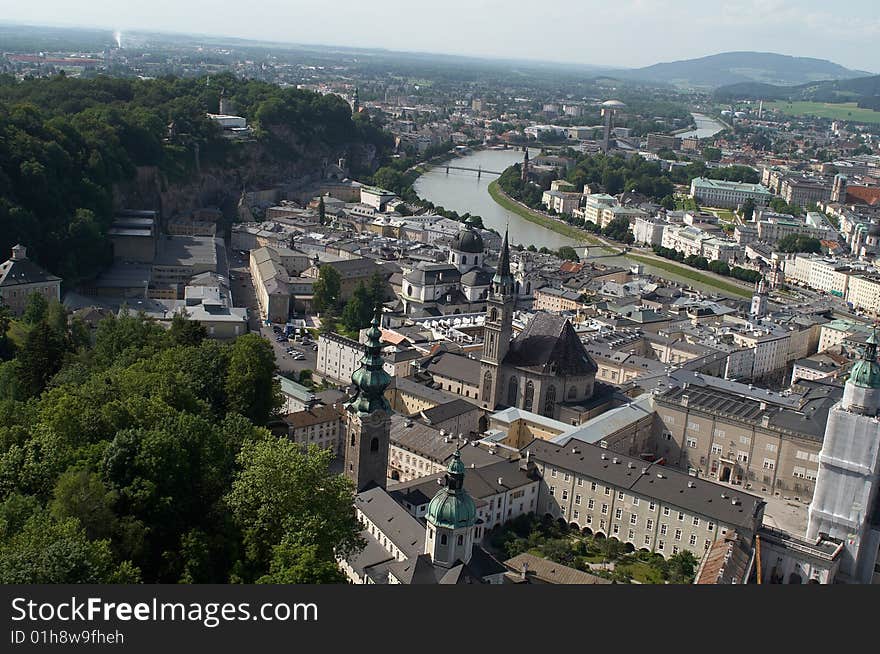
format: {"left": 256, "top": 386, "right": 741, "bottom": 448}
{"left": 429, "top": 163, "right": 504, "bottom": 178}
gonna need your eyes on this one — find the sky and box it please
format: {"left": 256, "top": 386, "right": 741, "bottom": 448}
{"left": 3, "top": 0, "right": 880, "bottom": 71}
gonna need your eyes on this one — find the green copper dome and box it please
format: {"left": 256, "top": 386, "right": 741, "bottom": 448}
{"left": 346, "top": 311, "right": 392, "bottom": 415}
{"left": 849, "top": 331, "right": 880, "bottom": 389}
{"left": 426, "top": 450, "right": 476, "bottom": 529}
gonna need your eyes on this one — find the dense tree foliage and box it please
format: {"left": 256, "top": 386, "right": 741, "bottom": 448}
{"left": 0, "top": 73, "right": 392, "bottom": 286}
{"left": 498, "top": 152, "right": 760, "bottom": 221}
{"left": 777, "top": 234, "right": 823, "bottom": 253}
{"left": 0, "top": 305, "right": 357, "bottom": 583}
{"left": 652, "top": 245, "right": 761, "bottom": 283}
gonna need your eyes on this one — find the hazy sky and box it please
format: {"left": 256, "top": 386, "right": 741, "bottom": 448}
{"left": 4, "top": 0, "right": 879, "bottom": 71}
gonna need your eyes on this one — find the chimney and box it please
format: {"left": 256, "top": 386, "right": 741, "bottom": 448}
{"left": 761, "top": 414, "right": 770, "bottom": 427}
{"left": 10, "top": 244, "right": 26, "bottom": 261}
{"left": 681, "top": 394, "right": 689, "bottom": 408}
{"left": 497, "top": 477, "right": 504, "bottom": 485}
{"left": 520, "top": 562, "right": 528, "bottom": 581}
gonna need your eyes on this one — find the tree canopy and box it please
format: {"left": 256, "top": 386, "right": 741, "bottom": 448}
{"left": 0, "top": 73, "right": 393, "bottom": 286}
{"left": 0, "top": 308, "right": 356, "bottom": 583}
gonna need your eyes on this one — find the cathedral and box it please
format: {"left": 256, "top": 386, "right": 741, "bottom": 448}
{"left": 479, "top": 230, "right": 599, "bottom": 420}
{"left": 401, "top": 216, "right": 495, "bottom": 316}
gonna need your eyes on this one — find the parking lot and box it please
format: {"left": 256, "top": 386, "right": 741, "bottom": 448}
{"left": 228, "top": 248, "right": 318, "bottom": 379}
{"left": 265, "top": 326, "right": 318, "bottom": 378}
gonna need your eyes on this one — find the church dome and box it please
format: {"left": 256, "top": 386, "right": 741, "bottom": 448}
{"left": 452, "top": 226, "right": 484, "bottom": 253}
{"left": 849, "top": 333, "right": 880, "bottom": 389}
{"left": 426, "top": 451, "right": 476, "bottom": 529}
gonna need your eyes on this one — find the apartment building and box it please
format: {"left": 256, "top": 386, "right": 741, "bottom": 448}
{"left": 632, "top": 215, "right": 666, "bottom": 247}
{"left": 846, "top": 274, "right": 880, "bottom": 315}
{"left": 689, "top": 178, "right": 772, "bottom": 209}
{"left": 756, "top": 218, "right": 835, "bottom": 244}
{"left": 817, "top": 318, "right": 873, "bottom": 352}
{"left": 780, "top": 177, "right": 831, "bottom": 207}
{"left": 652, "top": 378, "right": 840, "bottom": 502}
{"left": 533, "top": 286, "right": 584, "bottom": 313}
{"left": 0, "top": 245, "right": 62, "bottom": 316}
{"left": 527, "top": 438, "right": 765, "bottom": 559}
{"left": 542, "top": 190, "right": 582, "bottom": 215}
{"left": 391, "top": 458, "right": 540, "bottom": 536}
{"left": 782, "top": 255, "right": 852, "bottom": 297}
{"left": 576, "top": 193, "right": 617, "bottom": 225}
{"left": 283, "top": 404, "right": 344, "bottom": 455}
{"left": 317, "top": 332, "right": 366, "bottom": 384}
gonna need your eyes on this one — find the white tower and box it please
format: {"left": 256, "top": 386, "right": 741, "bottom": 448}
{"left": 750, "top": 278, "right": 768, "bottom": 319}
{"left": 806, "top": 332, "right": 880, "bottom": 583}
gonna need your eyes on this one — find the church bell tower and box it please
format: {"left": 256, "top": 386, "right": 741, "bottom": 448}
{"left": 344, "top": 310, "right": 392, "bottom": 492}
{"left": 480, "top": 229, "right": 515, "bottom": 411}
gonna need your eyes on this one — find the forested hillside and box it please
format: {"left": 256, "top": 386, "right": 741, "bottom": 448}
{"left": 0, "top": 303, "right": 360, "bottom": 583}
{"left": 0, "top": 73, "right": 392, "bottom": 286}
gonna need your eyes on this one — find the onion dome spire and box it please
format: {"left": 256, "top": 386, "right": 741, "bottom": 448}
{"left": 346, "top": 309, "right": 391, "bottom": 414}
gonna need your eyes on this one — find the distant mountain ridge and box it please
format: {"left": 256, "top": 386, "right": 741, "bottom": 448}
{"left": 610, "top": 51, "right": 871, "bottom": 89}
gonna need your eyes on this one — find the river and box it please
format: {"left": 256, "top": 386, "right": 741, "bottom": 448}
{"left": 414, "top": 147, "right": 743, "bottom": 298}
{"left": 414, "top": 147, "right": 580, "bottom": 250}
{"left": 676, "top": 113, "right": 726, "bottom": 140}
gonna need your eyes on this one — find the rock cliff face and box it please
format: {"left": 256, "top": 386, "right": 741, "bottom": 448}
{"left": 112, "top": 130, "right": 381, "bottom": 226}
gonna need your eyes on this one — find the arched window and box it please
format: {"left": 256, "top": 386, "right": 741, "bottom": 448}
{"left": 544, "top": 385, "right": 557, "bottom": 417}
{"left": 482, "top": 371, "right": 493, "bottom": 403}
{"left": 440, "top": 534, "right": 448, "bottom": 545}
{"left": 407, "top": 284, "right": 413, "bottom": 296}
{"left": 568, "top": 386, "right": 577, "bottom": 400}
{"left": 523, "top": 381, "right": 535, "bottom": 411}
{"left": 457, "top": 534, "right": 464, "bottom": 546}
{"left": 489, "top": 307, "right": 498, "bottom": 322}
{"left": 462, "top": 255, "right": 468, "bottom": 266}
{"left": 507, "top": 376, "right": 518, "bottom": 407}
{"left": 350, "top": 433, "right": 355, "bottom": 447}
{"left": 370, "top": 437, "right": 379, "bottom": 452}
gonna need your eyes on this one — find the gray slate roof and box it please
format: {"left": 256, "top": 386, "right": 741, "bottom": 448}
{"left": 504, "top": 312, "right": 598, "bottom": 376}
{"left": 0, "top": 256, "right": 61, "bottom": 288}
{"left": 524, "top": 438, "right": 764, "bottom": 531}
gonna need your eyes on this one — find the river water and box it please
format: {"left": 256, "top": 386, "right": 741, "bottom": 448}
{"left": 414, "top": 146, "right": 741, "bottom": 297}
{"left": 414, "top": 147, "right": 580, "bottom": 250}
{"left": 677, "top": 113, "right": 726, "bottom": 139}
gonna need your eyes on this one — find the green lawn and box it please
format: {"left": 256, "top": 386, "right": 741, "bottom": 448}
{"left": 766, "top": 101, "right": 880, "bottom": 124}
{"left": 624, "top": 253, "right": 753, "bottom": 298}
{"left": 487, "top": 180, "right": 605, "bottom": 246}
{"left": 617, "top": 561, "right": 666, "bottom": 584}
{"left": 704, "top": 207, "right": 736, "bottom": 222}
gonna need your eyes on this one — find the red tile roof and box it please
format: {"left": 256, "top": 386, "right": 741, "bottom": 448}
{"left": 846, "top": 185, "right": 880, "bottom": 206}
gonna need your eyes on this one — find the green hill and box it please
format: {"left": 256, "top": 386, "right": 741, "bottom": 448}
{"left": 613, "top": 51, "right": 870, "bottom": 89}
